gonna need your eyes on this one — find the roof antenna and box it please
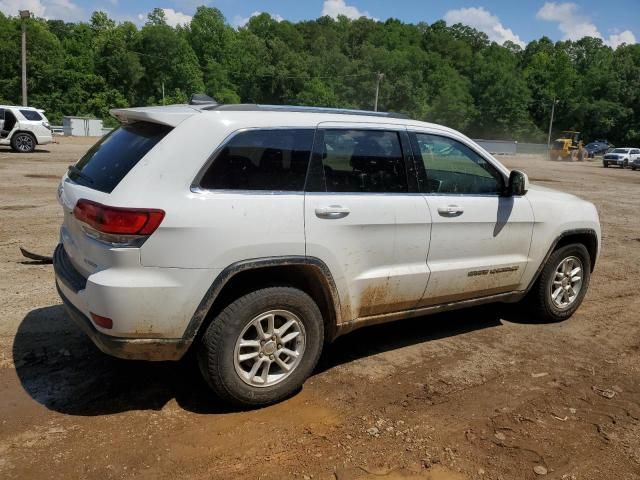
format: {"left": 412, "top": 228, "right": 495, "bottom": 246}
{"left": 189, "top": 94, "right": 217, "bottom": 106}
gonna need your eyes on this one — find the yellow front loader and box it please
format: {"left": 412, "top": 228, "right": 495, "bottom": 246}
{"left": 549, "top": 131, "right": 586, "bottom": 161}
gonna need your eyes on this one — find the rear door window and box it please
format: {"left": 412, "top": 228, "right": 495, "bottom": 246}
{"left": 317, "top": 129, "right": 408, "bottom": 193}
{"left": 199, "top": 129, "right": 313, "bottom": 191}
{"left": 68, "top": 122, "right": 172, "bottom": 193}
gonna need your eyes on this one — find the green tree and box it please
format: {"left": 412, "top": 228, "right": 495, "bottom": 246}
{"left": 0, "top": 8, "right": 637, "bottom": 145}
{"left": 137, "top": 18, "right": 203, "bottom": 104}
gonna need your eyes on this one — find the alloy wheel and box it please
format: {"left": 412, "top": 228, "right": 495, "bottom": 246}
{"left": 15, "top": 134, "right": 34, "bottom": 152}
{"left": 550, "top": 256, "right": 584, "bottom": 309}
{"left": 233, "top": 309, "right": 306, "bottom": 387}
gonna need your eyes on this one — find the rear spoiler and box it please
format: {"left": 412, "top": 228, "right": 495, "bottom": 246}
{"left": 110, "top": 105, "right": 201, "bottom": 127}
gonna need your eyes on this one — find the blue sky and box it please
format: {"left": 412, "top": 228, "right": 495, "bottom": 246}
{"left": 1, "top": 0, "right": 638, "bottom": 47}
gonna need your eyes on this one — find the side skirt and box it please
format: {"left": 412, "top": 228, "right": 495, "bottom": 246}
{"left": 335, "top": 290, "right": 525, "bottom": 337}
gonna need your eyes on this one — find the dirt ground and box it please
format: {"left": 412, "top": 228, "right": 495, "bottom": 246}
{"left": 1, "top": 137, "right": 639, "bottom": 480}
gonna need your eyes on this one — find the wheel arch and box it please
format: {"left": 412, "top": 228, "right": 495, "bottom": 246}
{"left": 12, "top": 130, "right": 38, "bottom": 143}
{"left": 526, "top": 228, "right": 599, "bottom": 293}
{"left": 183, "top": 256, "right": 343, "bottom": 352}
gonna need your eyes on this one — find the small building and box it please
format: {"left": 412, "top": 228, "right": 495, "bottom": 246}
{"left": 62, "top": 116, "right": 104, "bottom": 136}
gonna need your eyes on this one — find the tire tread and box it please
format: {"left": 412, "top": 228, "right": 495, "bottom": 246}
{"left": 526, "top": 244, "right": 591, "bottom": 322}
{"left": 198, "top": 286, "right": 324, "bottom": 407}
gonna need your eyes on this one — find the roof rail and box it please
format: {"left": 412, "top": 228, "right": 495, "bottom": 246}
{"left": 202, "top": 103, "right": 409, "bottom": 119}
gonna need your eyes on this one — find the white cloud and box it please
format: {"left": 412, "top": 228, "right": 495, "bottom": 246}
{"left": 233, "top": 11, "right": 284, "bottom": 28}
{"left": 607, "top": 30, "right": 636, "bottom": 49}
{"left": 537, "top": 2, "right": 636, "bottom": 48}
{"left": 321, "top": 0, "right": 373, "bottom": 20}
{"left": 444, "top": 7, "right": 525, "bottom": 48}
{"left": 0, "top": 0, "right": 83, "bottom": 21}
{"left": 0, "top": 0, "right": 46, "bottom": 17}
{"left": 537, "top": 2, "right": 599, "bottom": 39}
{"left": 161, "top": 7, "right": 191, "bottom": 27}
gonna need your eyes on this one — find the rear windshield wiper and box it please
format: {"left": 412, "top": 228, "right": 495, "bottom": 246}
{"left": 68, "top": 165, "right": 94, "bottom": 185}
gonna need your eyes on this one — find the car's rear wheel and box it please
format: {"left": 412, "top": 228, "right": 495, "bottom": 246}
{"left": 198, "top": 286, "right": 324, "bottom": 407}
{"left": 11, "top": 132, "right": 36, "bottom": 153}
{"left": 526, "top": 244, "right": 591, "bottom": 322}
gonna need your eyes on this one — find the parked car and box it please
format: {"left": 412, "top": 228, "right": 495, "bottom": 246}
{"left": 0, "top": 105, "right": 53, "bottom": 152}
{"left": 54, "top": 103, "right": 601, "bottom": 406}
{"left": 584, "top": 140, "right": 612, "bottom": 158}
{"left": 603, "top": 148, "right": 640, "bottom": 168}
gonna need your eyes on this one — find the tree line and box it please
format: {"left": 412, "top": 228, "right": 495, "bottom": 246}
{"left": 1, "top": 6, "right": 639, "bottom": 144}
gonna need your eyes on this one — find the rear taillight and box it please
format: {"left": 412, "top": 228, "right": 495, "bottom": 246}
{"left": 73, "top": 199, "right": 164, "bottom": 246}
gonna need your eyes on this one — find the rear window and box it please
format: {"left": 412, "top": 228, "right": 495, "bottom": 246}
{"left": 68, "top": 122, "right": 172, "bottom": 193}
{"left": 20, "top": 109, "right": 43, "bottom": 121}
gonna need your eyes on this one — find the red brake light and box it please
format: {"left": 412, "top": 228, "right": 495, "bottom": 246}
{"left": 73, "top": 199, "right": 164, "bottom": 235}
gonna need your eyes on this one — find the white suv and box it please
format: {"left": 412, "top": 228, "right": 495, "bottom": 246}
{"left": 0, "top": 105, "right": 53, "bottom": 152}
{"left": 54, "top": 104, "right": 601, "bottom": 406}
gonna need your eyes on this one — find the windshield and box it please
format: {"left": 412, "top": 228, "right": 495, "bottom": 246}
{"left": 611, "top": 148, "right": 628, "bottom": 153}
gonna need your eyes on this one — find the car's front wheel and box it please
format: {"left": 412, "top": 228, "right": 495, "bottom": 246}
{"left": 198, "top": 287, "right": 324, "bottom": 407}
{"left": 11, "top": 132, "right": 36, "bottom": 153}
{"left": 526, "top": 244, "right": 591, "bottom": 322}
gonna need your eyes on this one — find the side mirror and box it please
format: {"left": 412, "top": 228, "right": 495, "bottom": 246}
{"left": 507, "top": 170, "right": 529, "bottom": 196}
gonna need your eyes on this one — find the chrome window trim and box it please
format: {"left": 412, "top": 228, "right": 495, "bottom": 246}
{"left": 190, "top": 126, "right": 316, "bottom": 194}
{"left": 191, "top": 186, "right": 305, "bottom": 196}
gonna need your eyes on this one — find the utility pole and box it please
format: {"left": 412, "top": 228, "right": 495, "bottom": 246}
{"left": 19, "top": 10, "right": 31, "bottom": 106}
{"left": 374, "top": 72, "right": 384, "bottom": 112}
{"left": 547, "top": 97, "right": 559, "bottom": 148}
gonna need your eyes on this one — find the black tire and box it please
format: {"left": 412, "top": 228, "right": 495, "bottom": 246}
{"left": 10, "top": 132, "right": 36, "bottom": 153}
{"left": 623, "top": 160, "right": 628, "bottom": 168}
{"left": 603, "top": 162, "right": 608, "bottom": 168}
{"left": 526, "top": 244, "right": 591, "bottom": 323}
{"left": 198, "top": 287, "right": 324, "bottom": 407}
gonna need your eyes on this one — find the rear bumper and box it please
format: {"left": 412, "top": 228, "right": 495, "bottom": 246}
{"left": 53, "top": 244, "right": 191, "bottom": 361}
{"left": 34, "top": 133, "right": 53, "bottom": 145}
{"left": 56, "top": 283, "right": 188, "bottom": 361}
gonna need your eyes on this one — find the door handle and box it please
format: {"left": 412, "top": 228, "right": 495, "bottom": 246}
{"left": 315, "top": 205, "right": 350, "bottom": 219}
{"left": 437, "top": 205, "right": 464, "bottom": 217}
